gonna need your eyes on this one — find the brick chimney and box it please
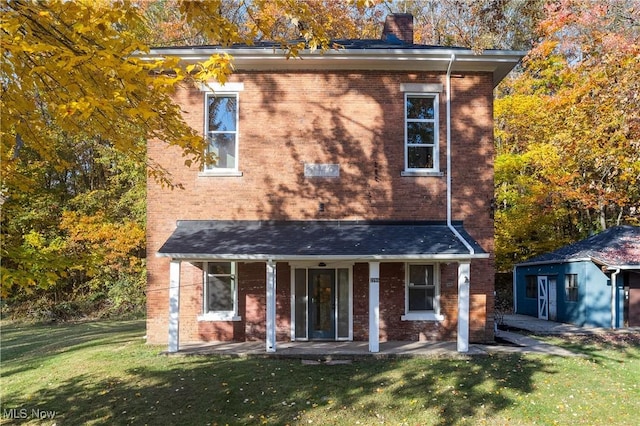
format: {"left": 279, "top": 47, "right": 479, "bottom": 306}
{"left": 381, "top": 13, "right": 414, "bottom": 45}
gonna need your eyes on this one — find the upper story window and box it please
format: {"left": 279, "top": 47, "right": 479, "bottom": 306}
{"left": 402, "top": 263, "right": 443, "bottom": 321}
{"left": 200, "top": 82, "right": 244, "bottom": 176}
{"left": 404, "top": 93, "right": 439, "bottom": 174}
{"left": 205, "top": 93, "right": 238, "bottom": 172}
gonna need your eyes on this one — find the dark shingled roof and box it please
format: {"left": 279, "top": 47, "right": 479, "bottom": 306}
{"left": 518, "top": 225, "right": 640, "bottom": 267}
{"left": 151, "top": 39, "right": 470, "bottom": 51}
{"left": 157, "top": 220, "right": 486, "bottom": 260}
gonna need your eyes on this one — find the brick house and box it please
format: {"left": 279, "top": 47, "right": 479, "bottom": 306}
{"left": 146, "top": 14, "right": 524, "bottom": 353}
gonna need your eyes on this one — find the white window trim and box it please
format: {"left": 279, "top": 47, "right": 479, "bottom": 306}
{"left": 200, "top": 82, "right": 244, "bottom": 177}
{"left": 401, "top": 263, "right": 444, "bottom": 322}
{"left": 198, "top": 261, "right": 241, "bottom": 322}
{"left": 403, "top": 92, "right": 440, "bottom": 175}
{"left": 401, "top": 312, "right": 444, "bottom": 321}
{"left": 198, "top": 312, "right": 242, "bottom": 322}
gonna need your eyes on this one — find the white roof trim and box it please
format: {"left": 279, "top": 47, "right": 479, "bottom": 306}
{"left": 157, "top": 253, "right": 490, "bottom": 261}
{"left": 514, "top": 258, "right": 592, "bottom": 268}
{"left": 604, "top": 265, "right": 640, "bottom": 271}
{"left": 515, "top": 257, "right": 640, "bottom": 270}
{"left": 142, "top": 46, "right": 525, "bottom": 86}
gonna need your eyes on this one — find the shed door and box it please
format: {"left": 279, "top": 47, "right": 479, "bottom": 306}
{"left": 629, "top": 273, "right": 640, "bottom": 327}
{"left": 548, "top": 277, "right": 557, "bottom": 321}
{"left": 538, "top": 276, "right": 549, "bottom": 320}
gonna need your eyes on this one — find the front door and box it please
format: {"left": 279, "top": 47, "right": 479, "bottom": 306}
{"left": 538, "top": 276, "right": 549, "bottom": 320}
{"left": 308, "top": 269, "right": 335, "bottom": 340}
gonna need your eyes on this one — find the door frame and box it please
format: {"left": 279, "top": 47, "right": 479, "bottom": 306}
{"left": 290, "top": 263, "right": 353, "bottom": 341}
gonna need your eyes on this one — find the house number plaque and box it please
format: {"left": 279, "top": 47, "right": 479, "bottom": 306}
{"left": 304, "top": 163, "right": 340, "bottom": 178}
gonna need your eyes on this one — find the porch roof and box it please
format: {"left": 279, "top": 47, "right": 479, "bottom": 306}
{"left": 157, "top": 220, "right": 488, "bottom": 261}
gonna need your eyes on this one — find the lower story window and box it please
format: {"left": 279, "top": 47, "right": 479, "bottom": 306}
{"left": 565, "top": 274, "right": 578, "bottom": 302}
{"left": 199, "top": 261, "right": 240, "bottom": 321}
{"left": 402, "top": 263, "right": 443, "bottom": 321}
{"left": 525, "top": 275, "right": 537, "bottom": 298}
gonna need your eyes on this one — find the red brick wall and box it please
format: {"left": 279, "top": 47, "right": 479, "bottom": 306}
{"left": 147, "top": 70, "right": 496, "bottom": 344}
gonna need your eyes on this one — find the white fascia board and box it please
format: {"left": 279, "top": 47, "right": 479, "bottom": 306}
{"left": 513, "top": 257, "right": 592, "bottom": 269}
{"left": 143, "top": 47, "right": 525, "bottom": 85}
{"left": 514, "top": 258, "right": 640, "bottom": 272}
{"left": 604, "top": 264, "right": 640, "bottom": 271}
{"left": 157, "top": 253, "right": 490, "bottom": 261}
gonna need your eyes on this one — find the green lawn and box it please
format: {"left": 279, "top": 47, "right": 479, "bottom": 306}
{"left": 1, "top": 320, "right": 638, "bottom": 425}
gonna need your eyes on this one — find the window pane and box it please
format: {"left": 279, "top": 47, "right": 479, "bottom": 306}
{"left": 407, "top": 122, "right": 435, "bottom": 145}
{"left": 337, "top": 268, "right": 349, "bottom": 338}
{"left": 207, "top": 96, "right": 236, "bottom": 131}
{"left": 565, "top": 274, "right": 578, "bottom": 302}
{"left": 526, "top": 276, "right": 537, "bottom": 298}
{"left": 408, "top": 287, "right": 435, "bottom": 311}
{"left": 208, "top": 134, "right": 236, "bottom": 169}
{"left": 207, "top": 276, "right": 233, "bottom": 311}
{"left": 409, "top": 265, "right": 428, "bottom": 285}
{"left": 208, "top": 262, "right": 231, "bottom": 275}
{"left": 295, "top": 269, "right": 307, "bottom": 339}
{"left": 407, "top": 146, "right": 433, "bottom": 169}
{"left": 407, "top": 97, "right": 434, "bottom": 119}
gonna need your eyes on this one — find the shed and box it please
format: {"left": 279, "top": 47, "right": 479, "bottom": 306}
{"left": 513, "top": 226, "right": 640, "bottom": 328}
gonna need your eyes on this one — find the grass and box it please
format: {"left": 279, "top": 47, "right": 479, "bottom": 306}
{"left": 1, "top": 321, "right": 639, "bottom": 425}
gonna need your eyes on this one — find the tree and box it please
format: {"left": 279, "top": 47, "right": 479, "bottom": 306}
{"left": 0, "top": 130, "right": 147, "bottom": 316}
{"left": 0, "top": 0, "right": 382, "bottom": 298}
{"left": 407, "top": 0, "right": 545, "bottom": 50}
{"left": 494, "top": 0, "right": 640, "bottom": 271}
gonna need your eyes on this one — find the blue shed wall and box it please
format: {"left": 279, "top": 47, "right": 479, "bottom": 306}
{"left": 582, "top": 262, "right": 612, "bottom": 327}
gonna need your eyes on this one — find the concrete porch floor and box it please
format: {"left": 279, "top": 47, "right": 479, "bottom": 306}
{"left": 175, "top": 340, "right": 486, "bottom": 358}
{"left": 164, "top": 314, "right": 639, "bottom": 359}
{"left": 171, "top": 336, "right": 579, "bottom": 358}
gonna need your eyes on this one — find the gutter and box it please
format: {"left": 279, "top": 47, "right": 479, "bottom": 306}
{"left": 143, "top": 47, "right": 526, "bottom": 87}
{"left": 512, "top": 266, "right": 518, "bottom": 313}
{"left": 445, "top": 53, "right": 475, "bottom": 255}
{"left": 157, "top": 253, "right": 490, "bottom": 261}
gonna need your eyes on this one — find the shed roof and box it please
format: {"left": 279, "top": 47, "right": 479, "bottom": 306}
{"left": 157, "top": 220, "right": 488, "bottom": 261}
{"left": 517, "top": 225, "right": 640, "bottom": 268}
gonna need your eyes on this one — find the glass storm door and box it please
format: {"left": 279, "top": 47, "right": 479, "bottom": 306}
{"left": 308, "top": 269, "right": 335, "bottom": 340}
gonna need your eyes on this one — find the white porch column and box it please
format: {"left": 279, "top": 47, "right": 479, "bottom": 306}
{"left": 266, "top": 260, "right": 277, "bottom": 353}
{"left": 369, "top": 262, "right": 380, "bottom": 353}
{"left": 457, "top": 261, "right": 470, "bottom": 353}
{"left": 168, "top": 260, "right": 181, "bottom": 353}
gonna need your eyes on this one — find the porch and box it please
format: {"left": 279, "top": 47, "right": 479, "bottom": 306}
{"left": 158, "top": 220, "right": 489, "bottom": 354}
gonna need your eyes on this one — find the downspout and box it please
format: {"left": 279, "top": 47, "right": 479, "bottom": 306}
{"left": 445, "top": 54, "right": 475, "bottom": 255}
{"left": 512, "top": 266, "right": 518, "bottom": 313}
{"left": 610, "top": 268, "right": 620, "bottom": 329}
